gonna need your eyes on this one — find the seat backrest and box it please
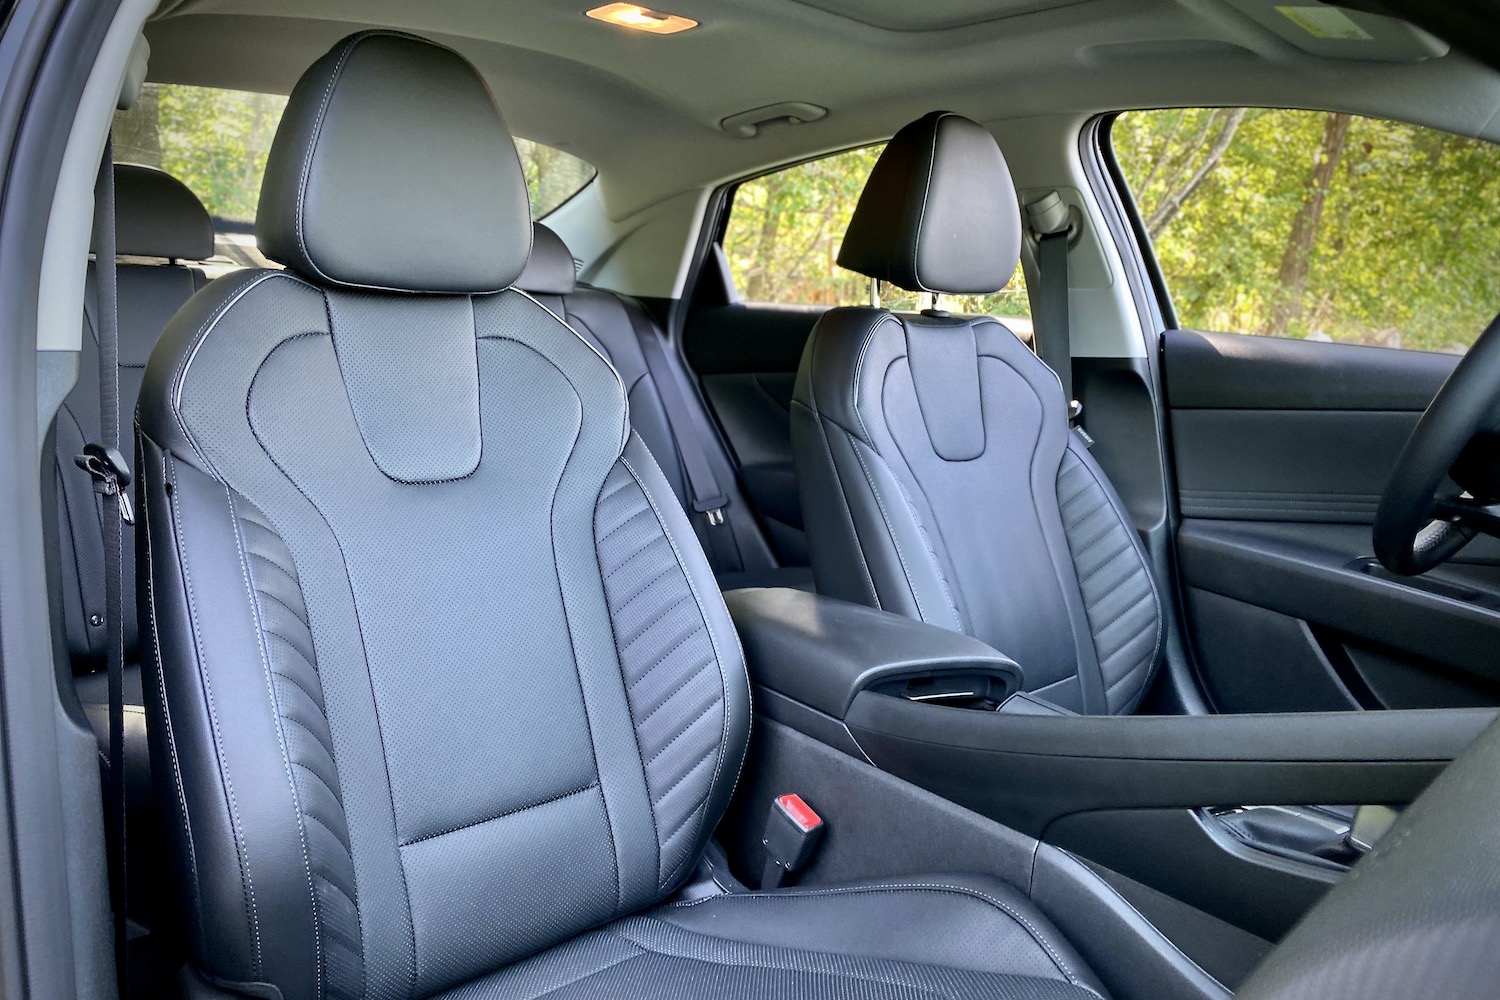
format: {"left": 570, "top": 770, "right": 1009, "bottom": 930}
{"left": 54, "top": 164, "right": 213, "bottom": 668}
{"left": 517, "top": 223, "right": 688, "bottom": 505}
{"left": 791, "top": 112, "right": 1162, "bottom": 714}
{"left": 136, "top": 32, "right": 748, "bottom": 999}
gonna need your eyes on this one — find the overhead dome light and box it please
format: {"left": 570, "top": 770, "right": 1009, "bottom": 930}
{"left": 585, "top": 3, "right": 698, "bottom": 34}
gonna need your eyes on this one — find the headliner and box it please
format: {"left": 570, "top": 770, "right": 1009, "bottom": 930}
{"left": 142, "top": 0, "right": 1500, "bottom": 217}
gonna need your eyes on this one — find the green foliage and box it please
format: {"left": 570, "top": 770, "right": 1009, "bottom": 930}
{"left": 114, "top": 83, "right": 287, "bottom": 225}
{"left": 516, "top": 138, "right": 597, "bottom": 218}
{"left": 114, "top": 84, "right": 594, "bottom": 227}
{"left": 1114, "top": 108, "right": 1500, "bottom": 353}
{"left": 724, "top": 145, "right": 1029, "bottom": 318}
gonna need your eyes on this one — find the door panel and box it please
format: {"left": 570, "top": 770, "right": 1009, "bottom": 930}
{"left": 683, "top": 303, "right": 822, "bottom": 564}
{"left": 1164, "top": 329, "right": 1500, "bottom": 712}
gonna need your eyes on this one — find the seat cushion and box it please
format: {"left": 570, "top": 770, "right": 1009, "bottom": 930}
{"left": 437, "top": 876, "right": 1106, "bottom": 999}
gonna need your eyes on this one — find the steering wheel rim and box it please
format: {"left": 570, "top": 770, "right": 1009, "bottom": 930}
{"left": 1374, "top": 310, "right": 1500, "bottom": 575}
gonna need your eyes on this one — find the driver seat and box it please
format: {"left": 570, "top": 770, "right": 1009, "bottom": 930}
{"left": 135, "top": 32, "right": 1107, "bottom": 999}
{"left": 792, "top": 113, "right": 1162, "bottom": 715}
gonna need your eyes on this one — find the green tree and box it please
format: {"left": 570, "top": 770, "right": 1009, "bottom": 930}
{"left": 725, "top": 144, "right": 1030, "bottom": 318}
{"left": 114, "top": 84, "right": 595, "bottom": 228}
{"left": 1114, "top": 108, "right": 1500, "bottom": 353}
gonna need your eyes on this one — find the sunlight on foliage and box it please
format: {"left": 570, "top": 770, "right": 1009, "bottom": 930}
{"left": 1113, "top": 109, "right": 1500, "bottom": 354}
{"left": 724, "top": 145, "right": 1029, "bottom": 319}
{"left": 113, "top": 84, "right": 594, "bottom": 227}
{"left": 516, "top": 137, "right": 597, "bottom": 218}
{"left": 113, "top": 84, "right": 287, "bottom": 224}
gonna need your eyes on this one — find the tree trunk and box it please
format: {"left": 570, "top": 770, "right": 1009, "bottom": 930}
{"left": 1267, "top": 112, "right": 1352, "bottom": 332}
{"left": 1144, "top": 108, "right": 1247, "bottom": 239}
{"left": 240, "top": 92, "right": 273, "bottom": 194}
{"left": 743, "top": 173, "right": 788, "bottom": 302}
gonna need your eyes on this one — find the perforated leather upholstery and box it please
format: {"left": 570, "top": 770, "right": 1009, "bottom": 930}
{"left": 137, "top": 32, "right": 1104, "bottom": 1000}
{"left": 792, "top": 114, "right": 1161, "bottom": 714}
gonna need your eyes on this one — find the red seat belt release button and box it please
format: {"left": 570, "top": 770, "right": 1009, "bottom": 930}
{"left": 761, "top": 794, "right": 825, "bottom": 889}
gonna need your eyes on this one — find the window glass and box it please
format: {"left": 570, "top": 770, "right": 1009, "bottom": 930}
{"left": 1112, "top": 109, "right": 1500, "bottom": 354}
{"left": 723, "top": 145, "right": 1029, "bottom": 325}
{"left": 516, "top": 138, "right": 597, "bottom": 218}
{"left": 112, "top": 84, "right": 596, "bottom": 231}
{"left": 113, "top": 82, "right": 288, "bottom": 227}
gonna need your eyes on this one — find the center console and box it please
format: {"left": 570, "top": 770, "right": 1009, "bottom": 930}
{"left": 724, "top": 586, "right": 1498, "bottom": 945}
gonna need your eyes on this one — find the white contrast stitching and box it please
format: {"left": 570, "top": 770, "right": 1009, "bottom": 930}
{"left": 226, "top": 487, "right": 324, "bottom": 999}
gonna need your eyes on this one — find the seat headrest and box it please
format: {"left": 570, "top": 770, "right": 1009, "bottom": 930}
{"left": 837, "top": 112, "right": 1020, "bottom": 295}
{"left": 256, "top": 31, "right": 531, "bottom": 294}
{"left": 102, "top": 164, "right": 214, "bottom": 260}
{"left": 516, "top": 223, "right": 577, "bottom": 296}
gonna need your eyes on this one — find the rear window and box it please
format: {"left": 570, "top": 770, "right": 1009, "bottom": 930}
{"left": 112, "top": 83, "right": 595, "bottom": 233}
{"left": 113, "top": 82, "right": 288, "bottom": 229}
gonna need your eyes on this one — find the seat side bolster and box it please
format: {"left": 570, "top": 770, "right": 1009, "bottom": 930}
{"left": 609, "top": 433, "right": 751, "bottom": 889}
{"left": 838, "top": 428, "right": 963, "bottom": 630}
{"left": 138, "top": 436, "right": 325, "bottom": 1000}
{"left": 1056, "top": 439, "right": 1163, "bottom": 715}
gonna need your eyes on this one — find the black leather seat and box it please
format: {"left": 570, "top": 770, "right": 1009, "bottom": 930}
{"left": 518, "top": 222, "right": 815, "bottom": 594}
{"left": 57, "top": 164, "right": 213, "bottom": 695}
{"left": 791, "top": 113, "right": 1162, "bottom": 715}
{"left": 52, "top": 164, "right": 214, "bottom": 934}
{"left": 135, "top": 32, "right": 1105, "bottom": 999}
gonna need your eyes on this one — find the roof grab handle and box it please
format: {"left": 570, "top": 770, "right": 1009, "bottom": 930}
{"left": 720, "top": 102, "right": 828, "bottom": 139}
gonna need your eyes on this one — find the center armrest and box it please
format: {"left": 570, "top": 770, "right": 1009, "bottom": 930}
{"left": 723, "top": 587, "right": 1022, "bottom": 718}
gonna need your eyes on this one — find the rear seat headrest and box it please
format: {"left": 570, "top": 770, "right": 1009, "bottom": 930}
{"left": 837, "top": 111, "right": 1020, "bottom": 295}
{"left": 516, "top": 223, "right": 577, "bottom": 296}
{"left": 104, "top": 164, "right": 215, "bottom": 260}
{"left": 257, "top": 31, "right": 532, "bottom": 294}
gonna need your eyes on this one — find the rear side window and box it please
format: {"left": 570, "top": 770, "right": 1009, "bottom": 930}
{"left": 113, "top": 84, "right": 596, "bottom": 233}
{"left": 516, "top": 138, "right": 597, "bottom": 218}
{"left": 1111, "top": 108, "right": 1500, "bottom": 354}
{"left": 723, "top": 145, "right": 1030, "bottom": 324}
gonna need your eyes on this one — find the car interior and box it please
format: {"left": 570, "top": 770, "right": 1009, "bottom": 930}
{"left": 4, "top": 0, "right": 1500, "bottom": 998}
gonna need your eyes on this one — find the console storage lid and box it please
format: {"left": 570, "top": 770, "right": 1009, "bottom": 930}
{"left": 724, "top": 587, "right": 1022, "bottom": 719}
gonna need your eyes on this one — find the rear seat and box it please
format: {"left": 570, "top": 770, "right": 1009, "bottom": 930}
{"left": 516, "top": 223, "right": 813, "bottom": 592}
{"left": 51, "top": 163, "right": 215, "bottom": 934}
{"left": 58, "top": 164, "right": 212, "bottom": 694}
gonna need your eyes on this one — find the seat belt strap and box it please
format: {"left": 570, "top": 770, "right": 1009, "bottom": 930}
{"left": 77, "top": 136, "right": 131, "bottom": 996}
{"left": 1026, "top": 192, "right": 1078, "bottom": 423}
{"left": 620, "top": 297, "right": 743, "bottom": 572}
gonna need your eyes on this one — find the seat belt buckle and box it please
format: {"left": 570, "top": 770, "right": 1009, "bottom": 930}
{"left": 760, "top": 793, "right": 824, "bottom": 889}
{"left": 76, "top": 443, "right": 134, "bottom": 524}
{"left": 693, "top": 495, "right": 728, "bottom": 526}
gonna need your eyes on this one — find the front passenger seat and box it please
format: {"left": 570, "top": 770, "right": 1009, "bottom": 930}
{"left": 792, "top": 113, "right": 1162, "bottom": 715}
{"left": 136, "top": 33, "right": 1107, "bottom": 999}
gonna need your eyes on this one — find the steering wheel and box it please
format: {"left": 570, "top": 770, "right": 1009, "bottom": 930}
{"left": 1374, "top": 310, "right": 1500, "bottom": 575}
